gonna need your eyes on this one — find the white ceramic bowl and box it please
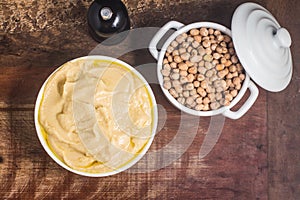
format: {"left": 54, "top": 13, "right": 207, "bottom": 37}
{"left": 34, "top": 55, "right": 158, "bottom": 177}
{"left": 149, "top": 21, "right": 259, "bottom": 119}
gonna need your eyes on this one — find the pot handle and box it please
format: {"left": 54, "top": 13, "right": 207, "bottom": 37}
{"left": 223, "top": 81, "right": 259, "bottom": 120}
{"left": 149, "top": 21, "right": 184, "bottom": 60}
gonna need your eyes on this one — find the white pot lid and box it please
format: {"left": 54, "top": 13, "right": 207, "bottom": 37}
{"left": 232, "top": 2, "right": 293, "bottom": 92}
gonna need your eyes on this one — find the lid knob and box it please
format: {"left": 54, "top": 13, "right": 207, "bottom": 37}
{"left": 274, "top": 28, "right": 292, "bottom": 48}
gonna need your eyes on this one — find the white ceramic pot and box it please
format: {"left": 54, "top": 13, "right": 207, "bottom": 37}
{"left": 34, "top": 55, "right": 158, "bottom": 177}
{"left": 149, "top": 21, "right": 259, "bottom": 119}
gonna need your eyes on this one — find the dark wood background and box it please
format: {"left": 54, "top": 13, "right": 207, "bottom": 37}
{"left": 0, "top": 0, "right": 299, "bottom": 199}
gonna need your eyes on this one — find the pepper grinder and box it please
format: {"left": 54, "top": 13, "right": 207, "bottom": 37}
{"left": 87, "top": 0, "right": 130, "bottom": 44}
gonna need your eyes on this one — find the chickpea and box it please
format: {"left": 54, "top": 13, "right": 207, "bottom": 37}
{"left": 226, "top": 73, "right": 233, "bottom": 79}
{"left": 205, "top": 48, "right": 213, "bottom": 55}
{"left": 164, "top": 77, "right": 170, "bottom": 81}
{"left": 206, "top": 69, "right": 214, "bottom": 78}
{"left": 192, "top": 41, "right": 200, "bottom": 48}
{"left": 229, "top": 48, "right": 235, "bottom": 55}
{"left": 216, "top": 46, "right": 223, "bottom": 54}
{"left": 175, "top": 85, "right": 183, "bottom": 93}
{"left": 205, "top": 61, "right": 213, "bottom": 69}
{"left": 177, "top": 97, "right": 186, "bottom": 105}
{"left": 239, "top": 74, "right": 245, "bottom": 81}
{"left": 198, "top": 66, "right": 206, "bottom": 74}
{"left": 187, "top": 36, "right": 194, "bottom": 43}
{"left": 198, "top": 46, "right": 206, "bottom": 56}
{"left": 183, "top": 90, "right": 189, "bottom": 98}
{"left": 211, "top": 43, "right": 218, "bottom": 51}
{"left": 201, "top": 80, "right": 208, "bottom": 89}
{"left": 186, "top": 61, "right": 194, "bottom": 67}
{"left": 210, "top": 102, "right": 220, "bottom": 110}
{"left": 222, "top": 47, "right": 228, "bottom": 54}
{"left": 212, "top": 59, "right": 219, "bottom": 66}
{"left": 163, "top": 63, "right": 171, "bottom": 70}
{"left": 188, "top": 66, "right": 198, "bottom": 74}
{"left": 182, "top": 42, "right": 189, "bottom": 48}
{"left": 225, "top": 93, "right": 233, "bottom": 101}
{"left": 216, "top": 87, "right": 224, "bottom": 93}
{"left": 203, "top": 103, "right": 210, "bottom": 111}
{"left": 203, "top": 54, "right": 213, "bottom": 62}
{"left": 163, "top": 58, "right": 168, "bottom": 64}
{"left": 180, "top": 70, "right": 188, "bottom": 77}
{"left": 215, "top": 92, "right": 222, "bottom": 101}
{"left": 216, "top": 64, "right": 225, "bottom": 71}
{"left": 210, "top": 75, "right": 218, "bottom": 82}
{"left": 178, "top": 62, "right": 188, "bottom": 71}
{"left": 180, "top": 76, "right": 188, "bottom": 84}
{"left": 233, "top": 77, "right": 241, "bottom": 85}
{"left": 197, "top": 87, "right": 207, "bottom": 97}
{"left": 220, "top": 41, "right": 227, "bottom": 47}
{"left": 173, "top": 55, "right": 182, "bottom": 63}
{"left": 179, "top": 48, "right": 186, "bottom": 54}
{"left": 199, "top": 27, "right": 209, "bottom": 36}
{"left": 172, "top": 80, "right": 180, "bottom": 87}
{"left": 170, "top": 62, "right": 177, "bottom": 69}
{"left": 191, "top": 49, "right": 198, "bottom": 57}
{"left": 218, "top": 69, "right": 228, "bottom": 78}
{"left": 190, "top": 89, "right": 197, "bottom": 96}
{"left": 208, "top": 93, "right": 216, "bottom": 102}
{"left": 181, "top": 52, "right": 190, "bottom": 61}
{"left": 229, "top": 65, "right": 237, "bottom": 73}
{"left": 195, "top": 104, "right": 204, "bottom": 111}
{"left": 231, "top": 55, "right": 239, "bottom": 64}
{"left": 230, "top": 89, "right": 238, "bottom": 97}
{"left": 232, "top": 71, "right": 238, "bottom": 77}
{"left": 186, "top": 97, "right": 194, "bottom": 105}
{"left": 236, "top": 63, "right": 243, "bottom": 72}
{"left": 187, "top": 74, "right": 195, "bottom": 82}
{"left": 171, "top": 40, "right": 178, "bottom": 48}
{"left": 190, "top": 29, "right": 200, "bottom": 36}
{"left": 172, "top": 50, "right": 179, "bottom": 57}
{"left": 203, "top": 97, "right": 210, "bottom": 105}
{"left": 224, "top": 35, "right": 231, "bottom": 43}
{"left": 206, "top": 86, "right": 216, "bottom": 94}
{"left": 176, "top": 35, "right": 185, "bottom": 43}
{"left": 214, "top": 30, "right": 221, "bottom": 36}
{"left": 217, "top": 34, "right": 224, "bottom": 41}
{"left": 173, "top": 68, "right": 179, "bottom": 73}
{"left": 169, "top": 88, "right": 178, "bottom": 98}
{"left": 196, "top": 97, "right": 203, "bottom": 104}
{"left": 170, "top": 73, "right": 180, "bottom": 80}
{"left": 235, "top": 83, "right": 241, "bottom": 90}
{"left": 225, "top": 60, "right": 232, "bottom": 67}
{"left": 198, "top": 60, "right": 205, "bottom": 67}
{"left": 202, "top": 40, "right": 211, "bottom": 48}
{"left": 213, "top": 53, "right": 221, "bottom": 60}
{"left": 187, "top": 46, "right": 193, "bottom": 53}
{"left": 167, "top": 46, "right": 174, "bottom": 53}
{"left": 190, "top": 55, "right": 202, "bottom": 63}
{"left": 194, "top": 35, "right": 202, "bottom": 43}
{"left": 224, "top": 53, "right": 231, "bottom": 60}
{"left": 163, "top": 81, "right": 172, "bottom": 90}
{"left": 197, "top": 74, "right": 205, "bottom": 81}
{"left": 161, "top": 69, "right": 170, "bottom": 76}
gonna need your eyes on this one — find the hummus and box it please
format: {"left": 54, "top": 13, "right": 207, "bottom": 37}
{"left": 38, "top": 59, "right": 153, "bottom": 173}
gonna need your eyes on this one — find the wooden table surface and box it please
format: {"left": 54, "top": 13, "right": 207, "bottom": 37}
{"left": 0, "top": 0, "right": 299, "bottom": 199}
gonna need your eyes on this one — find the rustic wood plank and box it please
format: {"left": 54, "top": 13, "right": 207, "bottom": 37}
{"left": 266, "top": 0, "right": 300, "bottom": 199}
{"left": 0, "top": 93, "right": 267, "bottom": 199}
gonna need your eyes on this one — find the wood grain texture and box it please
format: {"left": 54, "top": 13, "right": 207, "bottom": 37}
{"left": 266, "top": 0, "right": 300, "bottom": 199}
{"left": 0, "top": 0, "right": 298, "bottom": 199}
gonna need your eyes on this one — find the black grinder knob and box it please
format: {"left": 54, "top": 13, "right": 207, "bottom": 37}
{"left": 87, "top": 0, "right": 130, "bottom": 43}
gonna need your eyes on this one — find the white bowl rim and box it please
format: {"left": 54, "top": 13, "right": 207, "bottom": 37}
{"left": 156, "top": 21, "right": 250, "bottom": 116}
{"left": 34, "top": 55, "right": 158, "bottom": 177}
